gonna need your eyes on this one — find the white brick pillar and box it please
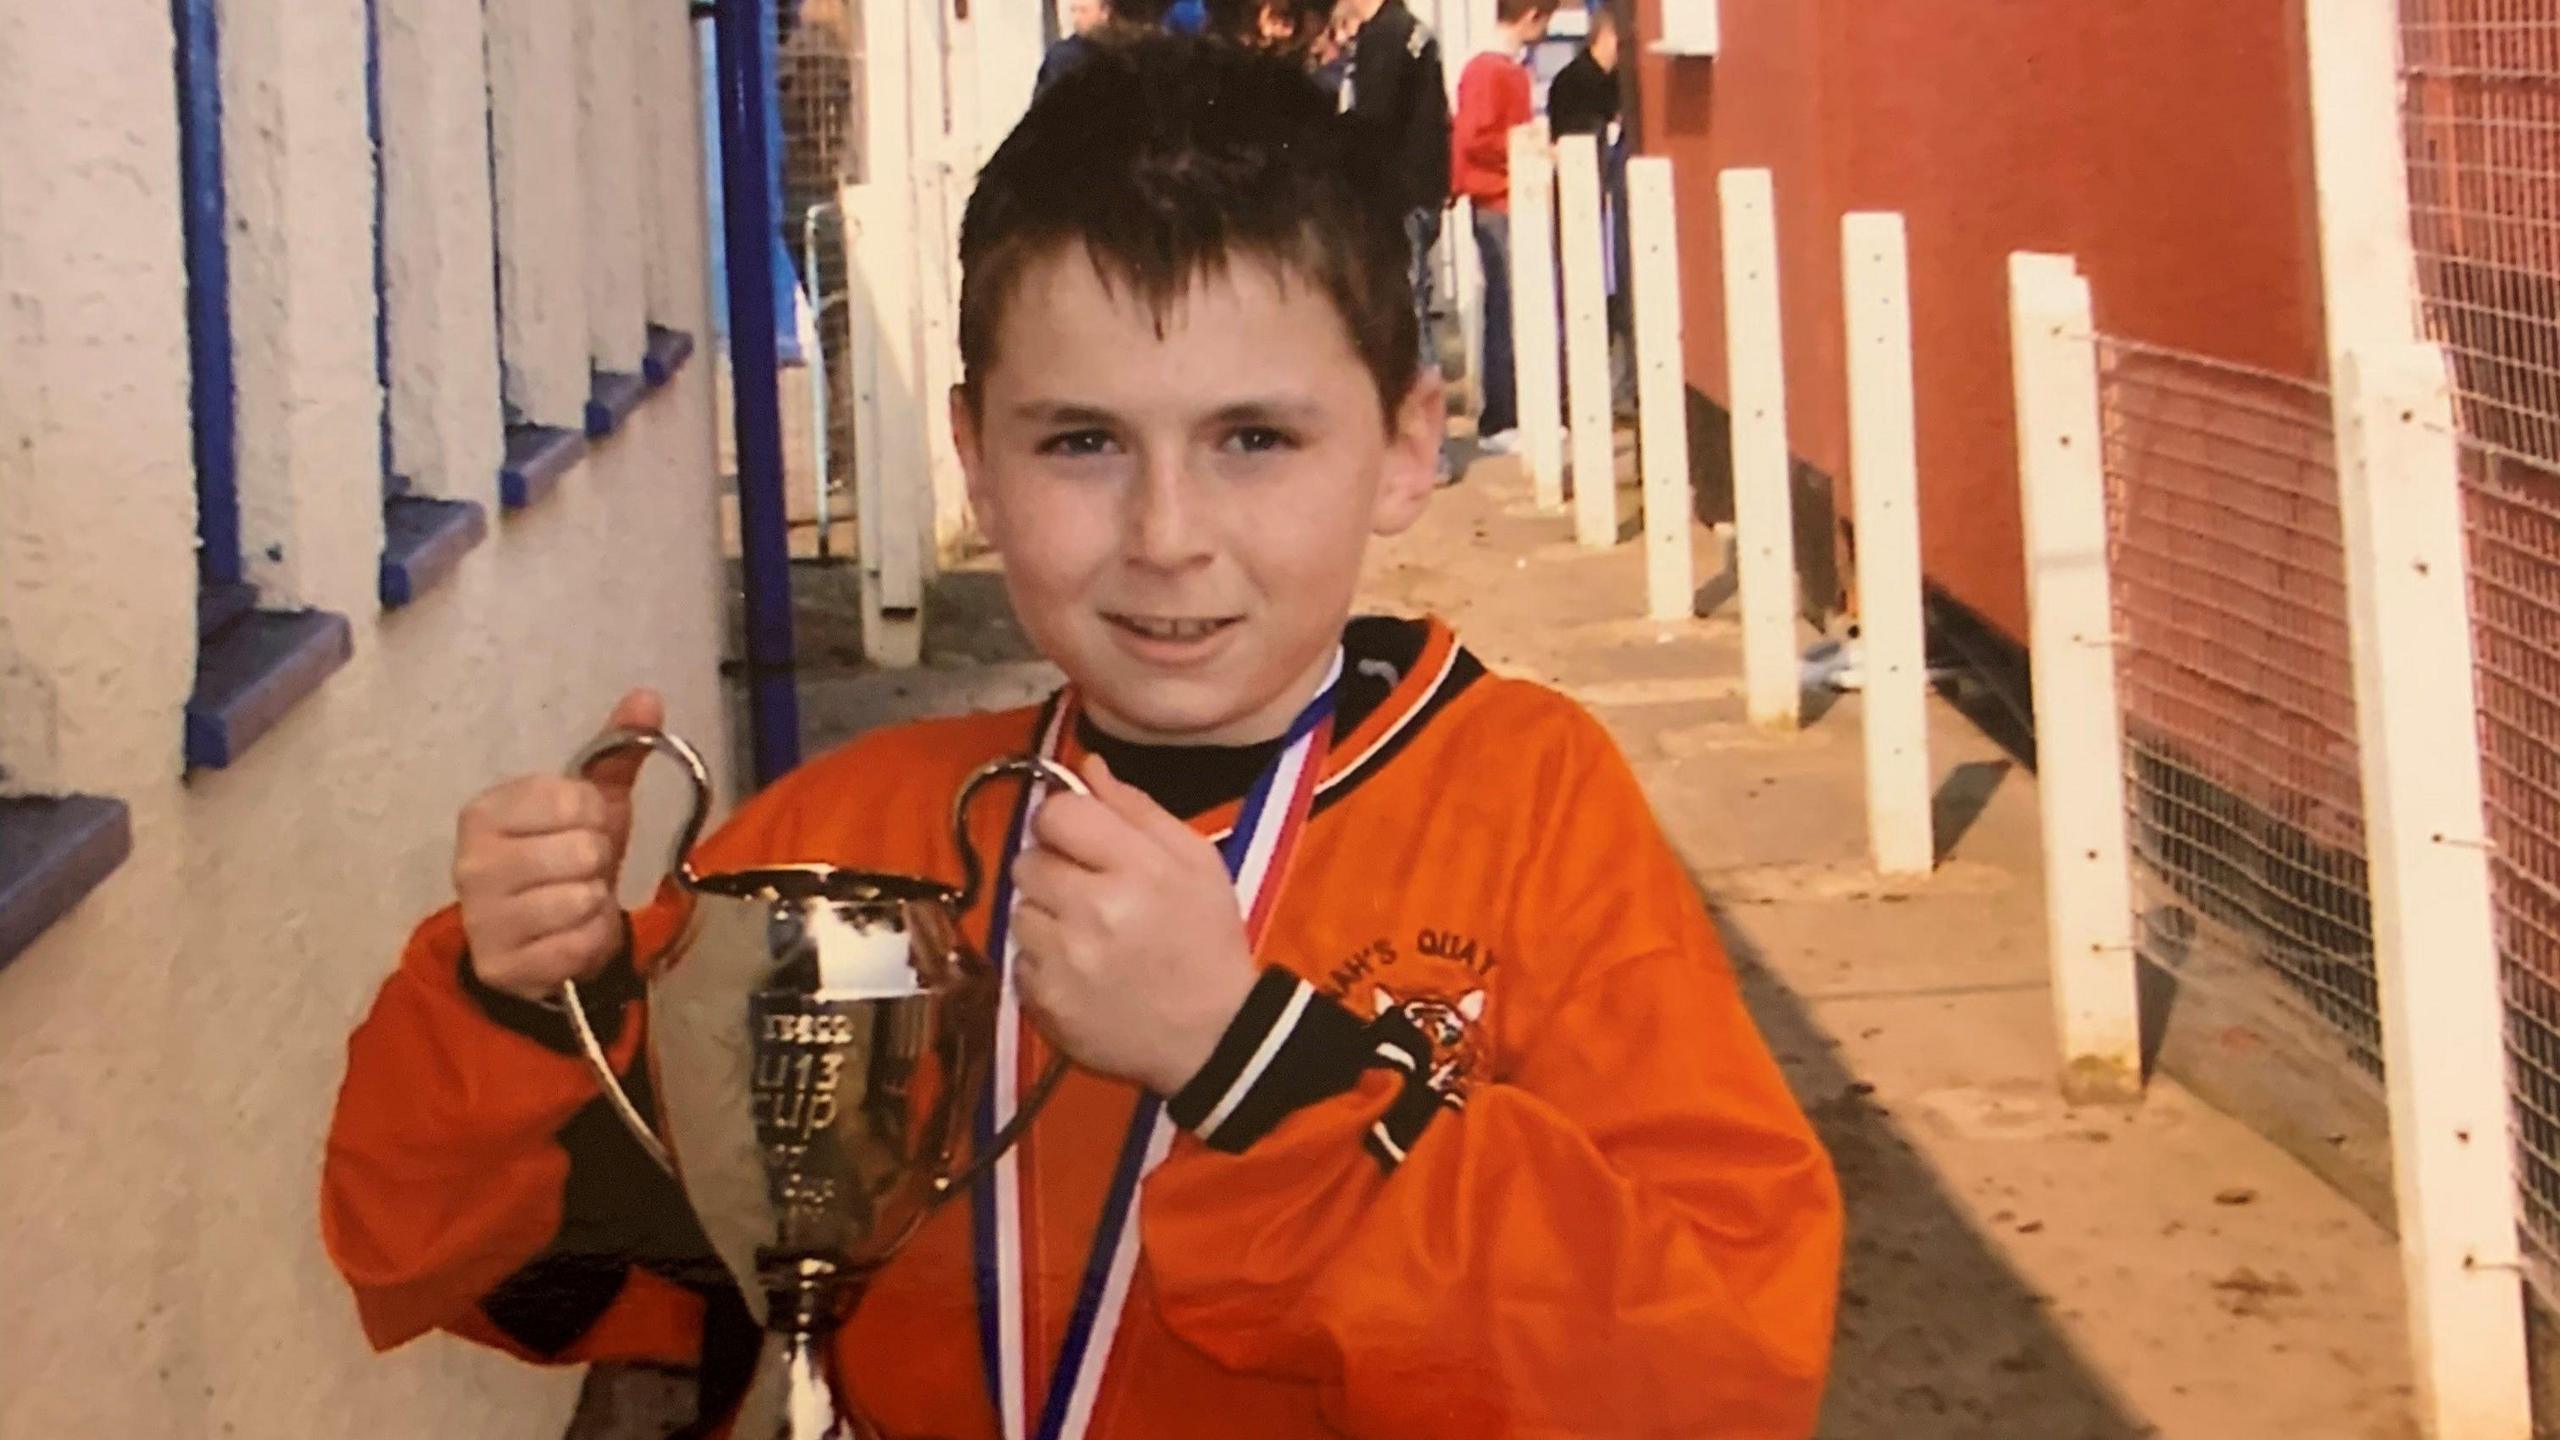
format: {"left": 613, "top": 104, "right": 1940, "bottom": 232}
{"left": 219, "top": 0, "right": 385, "bottom": 614}
{"left": 484, "top": 0, "right": 589, "bottom": 429}
{"left": 377, "top": 0, "right": 503, "bottom": 500}
{"left": 578, "top": 0, "right": 648, "bottom": 376}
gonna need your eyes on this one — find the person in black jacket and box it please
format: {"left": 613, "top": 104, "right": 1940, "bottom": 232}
{"left": 1546, "top": 3, "right": 1635, "bottom": 414}
{"left": 1544, "top": 1, "right": 1619, "bottom": 140}
{"left": 1336, "top": 0, "right": 1455, "bottom": 472}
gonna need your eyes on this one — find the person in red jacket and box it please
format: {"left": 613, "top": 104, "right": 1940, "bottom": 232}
{"left": 323, "top": 31, "right": 1840, "bottom": 1439}
{"left": 1448, "top": 0, "right": 1556, "bottom": 454}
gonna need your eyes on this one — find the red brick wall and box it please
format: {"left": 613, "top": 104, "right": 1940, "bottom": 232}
{"left": 1631, "top": 0, "right": 2330, "bottom": 641}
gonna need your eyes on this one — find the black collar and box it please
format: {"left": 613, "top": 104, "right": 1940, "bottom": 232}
{"left": 1070, "top": 616, "right": 1425, "bottom": 820}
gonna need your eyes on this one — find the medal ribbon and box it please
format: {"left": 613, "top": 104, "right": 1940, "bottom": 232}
{"left": 973, "top": 655, "right": 1343, "bottom": 1440}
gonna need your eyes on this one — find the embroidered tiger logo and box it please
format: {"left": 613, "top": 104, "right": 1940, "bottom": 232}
{"left": 1372, "top": 984, "right": 1488, "bottom": 1098}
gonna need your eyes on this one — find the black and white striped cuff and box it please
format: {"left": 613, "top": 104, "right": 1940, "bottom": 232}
{"left": 459, "top": 920, "right": 642, "bottom": 1057}
{"left": 1363, "top": 1070, "right": 1454, "bottom": 1171}
{"left": 1167, "top": 968, "right": 1375, "bottom": 1153}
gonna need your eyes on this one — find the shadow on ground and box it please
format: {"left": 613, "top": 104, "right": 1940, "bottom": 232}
{"left": 1932, "top": 760, "right": 2013, "bottom": 865}
{"left": 1712, "top": 900, "right": 2154, "bottom": 1439}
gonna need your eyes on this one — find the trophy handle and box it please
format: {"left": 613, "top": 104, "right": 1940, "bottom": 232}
{"left": 554, "top": 724, "right": 718, "bottom": 1177}
{"left": 562, "top": 724, "right": 717, "bottom": 890}
{"left": 934, "top": 755, "right": 1089, "bottom": 1198}
{"left": 949, "top": 755, "right": 1091, "bottom": 915}
{"left": 935, "top": 1054, "right": 1071, "bottom": 1202}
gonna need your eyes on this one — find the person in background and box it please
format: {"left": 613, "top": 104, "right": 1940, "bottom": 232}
{"left": 1335, "top": 0, "right": 1455, "bottom": 478}
{"left": 1036, "top": 0, "right": 1117, "bottom": 95}
{"left": 1543, "top": 0, "right": 1618, "bottom": 137}
{"left": 1310, "top": 5, "right": 1356, "bottom": 93}
{"left": 1449, "top": 0, "right": 1558, "bottom": 455}
{"left": 1545, "top": 0, "right": 1635, "bottom": 415}
{"left": 1205, "top": 0, "right": 1332, "bottom": 61}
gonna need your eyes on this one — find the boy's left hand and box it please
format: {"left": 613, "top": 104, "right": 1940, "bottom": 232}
{"left": 1008, "top": 753, "right": 1260, "bottom": 1097}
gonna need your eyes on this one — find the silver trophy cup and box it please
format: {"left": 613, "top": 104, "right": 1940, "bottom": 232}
{"left": 557, "top": 727, "right": 1073, "bottom": 1439}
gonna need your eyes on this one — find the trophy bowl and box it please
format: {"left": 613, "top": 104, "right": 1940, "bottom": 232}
{"left": 557, "top": 728, "right": 1073, "bottom": 1439}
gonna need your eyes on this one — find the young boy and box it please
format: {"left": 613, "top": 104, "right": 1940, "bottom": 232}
{"left": 323, "top": 33, "right": 1839, "bottom": 1440}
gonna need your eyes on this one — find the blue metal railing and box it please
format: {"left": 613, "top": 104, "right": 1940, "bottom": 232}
{"left": 712, "top": 0, "right": 804, "bottom": 786}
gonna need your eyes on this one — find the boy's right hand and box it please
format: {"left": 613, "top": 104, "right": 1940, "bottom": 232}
{"left": 455, "top": 689, "right": 665, "bottom": 1002}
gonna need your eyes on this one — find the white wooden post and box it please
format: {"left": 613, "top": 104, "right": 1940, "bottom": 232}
{"left": 1558, "top": 134, "right": 1616, "bottom": 549}
{"left": 946, "top": 5, "right": 981, "bottom": 170}
{"left": 1509, "top": 122, "right": 1565, "bottom": 511}
{"left": 1843, "top": 213, "right": 1932, "bottom": 876}
{"left": 1629, "top": 157, "right": 1694, "bottom": 620}
{"left": 2306, "top": 0, "right": 2426, "bottom": 362}
{"left": 2336, "top": 344, "right": 2534, "bottom": 1440}
{"left": 1454, "top": 200, "right": 1485, "bottom": 426}
{"left": 1720, "top": 169, "right": 1798, "bottom": 728}
{"left": 483, "top": 0, "right": 589, "bottom": 429}
{"left": 576, "top": 0, "right": 647, "bottom": 376}
{"left": 1444, "top": 1, "right": 1486, "bottom": 427}
{"left": 853, "top": 0, "right": 931, "bottom": 655}
{"left": 972, "top": 0, "right": 1042, "bottom": 165}
{"left": 376, "top": 0, "right": 504, "bottom": 500}
{"left": 2307, "top": 3, "right": 2534, "bottom": 1432}
{"left": 844, "top": 184, "right": 924, "bottom": 669}
{"left": 2006, "top": 251, "right": 2141, "bottom": 1105}
{"left": 911, "top": 1, "right": 971, "bottom": 568}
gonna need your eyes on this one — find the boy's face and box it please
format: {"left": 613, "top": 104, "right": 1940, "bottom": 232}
{"left": 955, "top": 246, "right": 1442, "bottom": 747}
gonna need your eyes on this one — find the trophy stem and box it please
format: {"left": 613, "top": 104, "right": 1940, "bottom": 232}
{"left": 756, "top": 1253, "right": 879, "bottom": 1440}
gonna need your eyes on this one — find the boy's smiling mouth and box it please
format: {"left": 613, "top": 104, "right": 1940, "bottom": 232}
{"left": 1101, "top": 613, "right": 1248, "bottom": 666}
{"left": 1105, "top": 613, "right": 1242, "bottom": 642}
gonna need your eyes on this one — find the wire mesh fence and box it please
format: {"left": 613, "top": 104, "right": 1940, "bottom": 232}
{"left": 2401, "top": 2, "right": 2560, "bottom": 469}
{"left": 2461, "top": 438, "right": 2560, "bottom": 1280}
{"left": 2399, "top": 0, "right": 2560, "bottom": 1293}
{"left": 778, "top": 0, "right": 861, "bottom": 558}
{"left": 2095, "top": 340, "right": 2382, "bottom": 1084}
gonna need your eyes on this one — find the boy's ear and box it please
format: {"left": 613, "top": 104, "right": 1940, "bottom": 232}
{"left": 950, "top": 385, "right": 997, "bottom": 540}
{"left": 1371, "top": 370, "right": 1447, "bottom": 537}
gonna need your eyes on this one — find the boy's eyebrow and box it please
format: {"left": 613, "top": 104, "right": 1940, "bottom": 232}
{"left": 1008, "top": 401, "right": 1122, "bottom": 426}
{"left": 1006, "top": 397, "right": 1331, "bottom": 426}
{"left": 1209, "top": 397, "right": 1324, "bottom": 422}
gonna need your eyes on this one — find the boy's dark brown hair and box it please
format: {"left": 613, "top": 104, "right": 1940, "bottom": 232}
{"left": 957, "top": 33, "right": 1419, "bottom": 422}
{"left": 1496, "top": 0, "right": 1560, "bottom": 22}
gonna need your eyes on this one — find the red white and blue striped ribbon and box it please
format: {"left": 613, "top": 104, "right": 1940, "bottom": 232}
{"left": 973, "top": 653, "right": 1342, "bottom": 1440}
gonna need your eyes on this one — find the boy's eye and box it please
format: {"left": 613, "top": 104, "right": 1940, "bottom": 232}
{"left": 1038, "top": 429, "right": 1117, "bottom": 458}
{"left": 1224, "top": 425, "right": 1296, "bottom": 455}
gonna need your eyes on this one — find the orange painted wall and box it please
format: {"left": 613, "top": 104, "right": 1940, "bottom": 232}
{"left": 1632, "top": 0, "right": 2329, "bottom": 641}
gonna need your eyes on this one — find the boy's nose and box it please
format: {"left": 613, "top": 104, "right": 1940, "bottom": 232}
{"left": 1125, "top": 455, "right": 1214, "bottom": 569}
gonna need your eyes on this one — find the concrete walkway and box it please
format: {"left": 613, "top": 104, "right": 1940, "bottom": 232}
{"left": 767, "top": 450, "right": 2418, "bottom": 1440}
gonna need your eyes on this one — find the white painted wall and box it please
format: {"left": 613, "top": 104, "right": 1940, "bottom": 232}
{"left": 0, "top": 0, "right": 734, "bottom": 1435}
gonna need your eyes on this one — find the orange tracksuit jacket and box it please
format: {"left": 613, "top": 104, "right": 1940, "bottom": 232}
{"left": 322, "top": 617, "right": 1842, "bottom": 1438}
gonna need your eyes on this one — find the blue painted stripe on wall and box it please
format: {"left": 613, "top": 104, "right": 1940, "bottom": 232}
{"left": 173, "top": 0, "right": 241, "bottom": 587}
{"left": 480, "top": 0, "right": 513, "bottom": 431}
{"left": 365, "top": 0, "right": 393, "bottom": 489}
